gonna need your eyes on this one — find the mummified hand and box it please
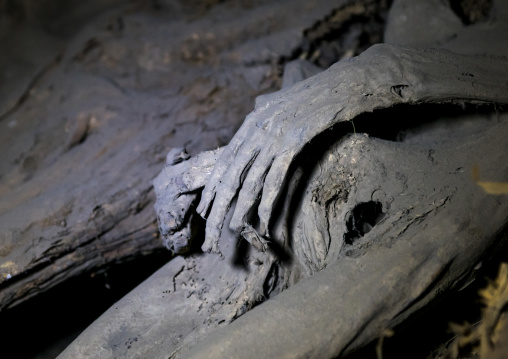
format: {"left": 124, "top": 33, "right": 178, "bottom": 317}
{"left": 154, "top": 148, "right": 223, "bottom": 253}
{"left": 195, "top": 43, "right": 508, "bottom": 254}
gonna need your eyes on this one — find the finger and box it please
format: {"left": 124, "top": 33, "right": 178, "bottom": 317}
{"left": 229, "top": 150, "right": 274, "bottom": 235}
{"left": 201, "top": 145, "right": 261, "bottom": 253}
{"left": 164, "top": 212, "right": 198, "bottom": 254}
{"left": 156, "top": 193, "right": 197, "bottom": 236}
{"left": 154, "top": 159, "right": 199, "bottom": 238}
{"left": 197, "top": 86, "right": 288, "bottom": 217}
{"left": 195, "top": 147, "right": 235, "bottom": 218}
{"left": 195, "top": 121, "right": 252, "bottom": 217}
{"left": 201, "top": 193, "right": 227, "bottom": 254}
{"left": 165, "top": 147, "right": 190, "bottom": 165}
{"left": 258, "top": 148, "right": 298, "bottom": 236}
{"left": 183, "top": 147, "right": 224, "bottom": 189}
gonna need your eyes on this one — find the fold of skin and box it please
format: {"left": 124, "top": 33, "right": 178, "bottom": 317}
{"left": 180, "top": 115, "right": 508, "bottom": 357}
{"left": 60, "top": 4, "right": 508, "bottom": 356}
{"left": 59, "top": 109, "right": 508, "bottom": 358}
{"left": 195, "top": 43, "right": 508, "bottom": 255}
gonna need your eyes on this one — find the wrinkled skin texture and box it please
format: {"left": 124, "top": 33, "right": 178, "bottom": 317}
{"left": 109, "top": 104, "right": 508, "bottom": 359}
{"left": 195, "top": 43, "right": 508, "bottom": 255}
{"left": 60, "top": 0, "right": 508, "bottom": 358}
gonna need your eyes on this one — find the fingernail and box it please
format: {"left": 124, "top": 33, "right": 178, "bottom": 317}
{"left": 166, "top": 147, "right": 190, "bottom": 165}
{"left": 196, "top": 201, "right": 205, "bottom": 216}
{"left": 259, "top": 222, "right": 266, "bottom": 237}
{"left": 165, "top": 211, "right": 179, "bottom": 229}
{"left": 201, "top": 240, "right": 211, "bottom": 253}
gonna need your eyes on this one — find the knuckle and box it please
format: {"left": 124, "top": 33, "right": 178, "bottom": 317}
{"left": 229, "top": 215, "right": 244, "bottom": 234}
{"left": 258, "top": 206, "right": 270, "bottom": 223}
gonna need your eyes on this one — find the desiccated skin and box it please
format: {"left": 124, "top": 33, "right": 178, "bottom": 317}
{"left": 60, "top": 1, "right": 508, "bottom": 358}
{"left": 154, "top": 59, "right": 323, "bottom": 255}
{"left": 190, "top": 43, "right": 508, "bottom": 256}
{"left": 155, "top": 43, "right": 508, "bottom": 258}
{"left": 154, "top": 147, "right": 222, "bottom": 253}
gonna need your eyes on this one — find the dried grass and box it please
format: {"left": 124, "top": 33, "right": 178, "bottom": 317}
{"left": 438, "top": 263, "right": 508, "bottom": 359}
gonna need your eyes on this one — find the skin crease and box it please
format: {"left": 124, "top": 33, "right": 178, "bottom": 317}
{"left": 57, "top": 2, "right": 508, "bottom": 358}
{"left": 194, "top": 0, "right": 508, "bottom": 256}
{"left": 194, "top": 43, "right": 508, "bottom": 256}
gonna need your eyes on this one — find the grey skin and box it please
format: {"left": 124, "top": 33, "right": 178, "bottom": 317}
{"left": 194, "top": 0, "right": 508, "bottom": 256}
{"left": 194, "top": 43, "right": 508, "bottom": 256}
{"left": 150, "top": 50, "right": 508, "bottom": 359}
{"left": 60, "top": 0, "right": 508, "bottom": 358}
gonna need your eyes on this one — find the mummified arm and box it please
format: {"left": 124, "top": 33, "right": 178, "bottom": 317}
{"left": 153, "top": 60, "right": 322, "bottom": 253}
{"left": 193, "top": 43, "right": 508, "bottom": 255}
